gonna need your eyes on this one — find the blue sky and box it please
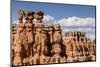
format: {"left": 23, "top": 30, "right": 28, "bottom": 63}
{"left": 12, "top": 0, "right": 95, "bottom": 21}
{"left": 11, "top": 0, "right": 96, "bottom": 40}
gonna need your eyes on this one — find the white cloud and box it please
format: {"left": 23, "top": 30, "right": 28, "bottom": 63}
{"left": 43, "top": 15, "right": 54, "bottom": 22}
{"left": 43, "top": 15, "right": 56, "bottom": 24}
{"left": 12, "top": 16, "right": 95, "bottom": 26}
{"left": 57, "top": 16, "right": 95, "bottom": 27}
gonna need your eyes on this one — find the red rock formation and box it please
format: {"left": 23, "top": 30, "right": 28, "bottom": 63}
{"left": 12, "top": 10, "right": 96, "bottom": 66}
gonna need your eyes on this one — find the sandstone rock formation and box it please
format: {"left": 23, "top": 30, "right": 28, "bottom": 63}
{"left": 12, "top": 10, "right": 96, "bottom": 66}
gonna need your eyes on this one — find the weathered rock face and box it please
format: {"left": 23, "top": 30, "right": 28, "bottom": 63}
{"left": 12, "top": 10, "right": 96, "bottom": 66}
